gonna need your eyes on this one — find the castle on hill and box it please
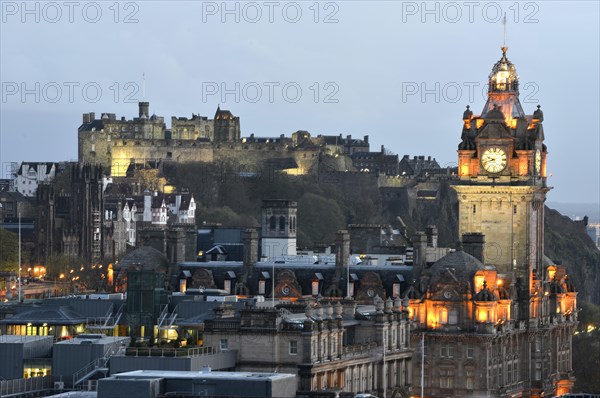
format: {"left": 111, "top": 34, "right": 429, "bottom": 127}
{"left": 77, "top": 103, "right": 373, "bottom": 177}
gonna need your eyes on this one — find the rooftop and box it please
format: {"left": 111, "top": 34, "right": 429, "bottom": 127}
{"left": 113, "top": 369, "right": 294, "bottom": 381}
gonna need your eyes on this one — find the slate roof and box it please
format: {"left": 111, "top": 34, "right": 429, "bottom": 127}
{"left": 424, "top": 250, "right": 486, "bottom": 287}
{"left": 0, "top": 305, "right": 86, "bottom": 325}
{"left": 17, "top": 162, "right": 57, "bottom": 176}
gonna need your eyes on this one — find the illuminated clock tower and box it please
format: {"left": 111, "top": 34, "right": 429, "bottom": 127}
{"left": 453, "top": 46, "right": 548, "bottom": 320}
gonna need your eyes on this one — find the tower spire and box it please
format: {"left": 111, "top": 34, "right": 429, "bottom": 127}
{"left": 502, "top": 13, "right": 508, "bottom": 53}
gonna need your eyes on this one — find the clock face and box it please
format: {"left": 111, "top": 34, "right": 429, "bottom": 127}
{"left": 443, "top": 291, "right": 452, "bottom": 299}
{"left": 535, "top": 150, "right": 542, "bottom": 173}
{"left": 481, "top": 147, "right": 507, "bottom": 173}
{"left": 281, "top": 286, "right": 290, "bottom": 296}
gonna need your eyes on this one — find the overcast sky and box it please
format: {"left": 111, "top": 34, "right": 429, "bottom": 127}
{"left": 1, "top": 1, "right": 598, "bottom": 204}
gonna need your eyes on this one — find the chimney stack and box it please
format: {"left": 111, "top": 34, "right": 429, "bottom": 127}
{"left": 462, "top": 233, "right": 485, "bottom": 263}
{"left": 243, "top": 229, "right": 259, "bottom": 268}
{"left": 82, "top": 113, "right": 90, "bottom": 124}
{"left": 335, "top": 230, "right": 350, "bottom": 272}
{"left": 411, "top": 232, "right": 428, "bottom": 278}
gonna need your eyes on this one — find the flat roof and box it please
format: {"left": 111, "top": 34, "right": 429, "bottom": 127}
{"left": 0, "top": 335, "right": 53, "bottom": 344}
{"left": 56, "top": 334, "right": 129, "bottom": 346}
{"left": 114, "top": 370, "right": 294, "bottom": 381}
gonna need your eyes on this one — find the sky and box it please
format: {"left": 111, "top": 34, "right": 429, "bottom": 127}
{"left": 1, "top": 0, "right": 599, "bottom": 204}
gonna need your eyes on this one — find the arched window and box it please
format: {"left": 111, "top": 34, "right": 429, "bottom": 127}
{"left": 279, "top": 216, "right": 286, "bottom": 232}
{"left": 269, "top": 216, "right": 276, "bottom": 231}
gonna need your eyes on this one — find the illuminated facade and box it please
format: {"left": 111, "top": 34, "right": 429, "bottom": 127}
{"left": 409, "top": 47, "right": 577, "bottom": 397}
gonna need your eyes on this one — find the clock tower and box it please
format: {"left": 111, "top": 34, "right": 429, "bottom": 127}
{"left": 454, "top": 46, "right": 548, "bottom": 320}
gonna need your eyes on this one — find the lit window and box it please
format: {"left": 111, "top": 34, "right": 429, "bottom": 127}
{"left": 439, "top": 308, "right": 448, "bottom": 324}
{"left": 311, "top": 281, "right": 319, "bottom": 296}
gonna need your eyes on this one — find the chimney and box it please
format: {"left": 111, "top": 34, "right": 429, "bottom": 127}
{"left": 335, "top": 230, "right": 350, "bottom": 272}
{"left": 138, "top": 101, "right": 149, "bottom": 118}
{"left": 425, "top": 225, "right": 438, "bottom": 248}
{"left": 381, "top": 145, "right": 385, "bottom": 154}
{"left": 143, "top": 190, "right": 152, "bottom": 222}
{"left": 89, "top": 112, "right": 95, "bottom": 121}
{"left": 243, "top": 229, "right": 259, "bottom": 268}
{"left": 346, "top": 135, "right": 351, "bottom": 140}
{"left": 462, "top": 233, "right": 485, "bottom": 263}
{"left": 82, "top": 113, "right": 90, "bottom": 124}
{"left": 411, "top": 232, "right": 428, "bottom": 278}
{"left": 363, "top": 135, "right": 369, "bottom": 144}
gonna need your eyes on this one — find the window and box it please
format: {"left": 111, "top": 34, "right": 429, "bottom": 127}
{"left": 220, "top": 339, "right": 228, "bottom": 351}
{"left": 534, "top": 361, "right": 541, "bottom": 381}
{"left": 393, "top": 283, "right": 401, "bottom": 298}
{"left": 439, "top": 308, "right": 448, "bottom": 324}
{"left": 311, "top": 281, "right": 319, "bottom": 296}
{"left": 466, "top": 344, "right": 474, "bottom": 358}
{"left": 448, "top": 309, "right": 458, "bottom": 325}
{"left": 441, "top": 343, "right": 454, "bottom": 358}
{"left": 258, "top": 280, "right": 266, "bottom": 295}
{"left": 439, "top": 369, "right": 454, "bottom": 388}
{"left": 289, "top": 340, "right": 298, "bottom": 355}
{"left": 269, "top": 216, "right": 276, "bottom": 231}
{"left": 224, "top": 279, "right": 231, "bottom": 293}
{"left": 513, "top": 205, "right": 517, "bottom": 214}
{"left": 466, "top": 369, "right": 474, "bottom": 389}
{"left": 473, "top": 204, "right": 477, "bottom": 214}
{"left": 279, "top": 216, "right": 286, "bottom": 232}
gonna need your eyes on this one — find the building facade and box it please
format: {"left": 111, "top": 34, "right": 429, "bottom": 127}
{"left": 78, "top": 103, "right": 371, "bottom": 177}
{"left": 203, "top": 298, "right": 412, "bottom": 397}
{"left": 409, "top": 47, "right": 577, "bottom": 397}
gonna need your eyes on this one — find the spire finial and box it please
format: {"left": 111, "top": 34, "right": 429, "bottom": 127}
{"left": 502, "top": 13, "right": 508, "bottom": 54}
{"left": 142, "top": 72, "right": 146, "bottom": 101}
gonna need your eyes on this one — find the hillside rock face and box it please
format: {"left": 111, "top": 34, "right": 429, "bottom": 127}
{"left": 544, "top": 207, "right": 600, "bottom": 304}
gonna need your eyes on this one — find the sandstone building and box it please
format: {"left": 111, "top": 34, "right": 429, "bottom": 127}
{"left": 408, "top": 47, "right": 578, "bottom": 397}
{"left": 78, "top": 103, "right": 371, "bottom": 177}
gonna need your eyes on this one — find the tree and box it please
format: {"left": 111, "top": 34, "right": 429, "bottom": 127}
{"left": 133, "top": 169, "right": 168, "bottom": 192}
{"left": 297, "top": 193, "right": 345, "bottom": 247}
{"left": 0, "top": 228, "right": 19, "bottom": 273}
{"left": 46, "top": 254, "right": 85, "bottom": 278}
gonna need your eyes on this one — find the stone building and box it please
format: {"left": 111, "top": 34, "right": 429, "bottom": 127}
{"left": 78, "top": 102, "right": 370, "bottom": 177}
{"left": 13, "top": 162, "right": 58, "bottom": 197}
{"left": 398, "top": 155, "right": 440, "bottom": 177}
{"left": 350, "top": 145, "right": 400, "bottom": 175}
{"left": 408, "top": 47, "right": 577, "bottom": 397}
{"left": 203, "top": 298, "right": 412, "bottom": 397}
{"left": 35, "top": 163, "right": 104, "bottom": 264}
